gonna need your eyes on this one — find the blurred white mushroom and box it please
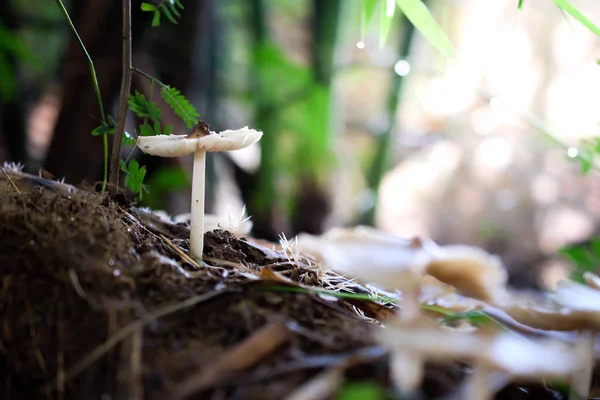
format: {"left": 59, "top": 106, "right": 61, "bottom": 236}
{"left": 425, "top": 245, "right": 509, "bottom": 303}
{"left": 295, "top": 226, "right": 435, "bottom": 321}
{"left": 137, "top": 123, "right": 262, "bottom": 260}
{"left": 550, "top": 279, "right": 599, "bottom": 400}
{"left": 377, "top": 317, "right": 581, "bottom": 399}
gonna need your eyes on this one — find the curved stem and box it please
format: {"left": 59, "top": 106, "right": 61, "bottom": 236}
{"left": 55, "top": 0, "right": 108, "bottom": 189}
{"left": 190, "top": 150, "right": 206, "bottom": 260}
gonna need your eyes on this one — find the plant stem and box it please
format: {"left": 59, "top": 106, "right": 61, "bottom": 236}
{"left": 190, "top": 150, "right": 206, "bottom": 260}
{"left": 133, "top": 67, "right": 166, "bottom": 87}
{"left": 55, "top": 0, "right": 108, "bottom": 189}
{"left": 109, "top": 0, "right": 133, "bottom": 190}
{"left": 359, "top": 17, "right": 417, "bottom": 225}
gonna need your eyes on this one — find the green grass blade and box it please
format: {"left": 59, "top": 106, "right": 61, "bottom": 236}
{"left": 395, "top": 0, "right": 456, "bottom": 59}
{"left": 361, "top": 0, "right": 379, "bottom": 38}
{"left": 380, "top": 0, "right": 395, "bottom": 47}
{"left": 552, "top": 0, "right": 600, "bottom": 35}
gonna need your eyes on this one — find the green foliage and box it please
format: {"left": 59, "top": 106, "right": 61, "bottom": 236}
{"left": 380, "top": 0, "right": 395, "bottom": 47}
{"left": 141, "top": 0, "right": 184, "bottom": 27}
{"left": 360, "top": 0, "right": 455, "bottom": 58}
{"left": 160, "top": 85, "right": 200, "bottom": 128}
{"left": 282, "top": 84, "right": 333, "bottom": 179}
{"left": 92, "top": 115, "right": 116, "bottom": 136}
{"left": 128, "top": 91, "right": 162, "bottom": 123}
{"left": 552, "top": 0, "right": 600, "bottom": 36}
{"left": 361, "top": 0, "right": 379, "bottom": 38}
{"left": 569, "top": 138, "right": 600, "bottom": 175}
{"left": 0, "top": 20, "right": 36, "bottom": 101}
{"left": 559, "top": 238, "right": 600, "bottom": 283}
{"left": 395, "top": 0, "right": 456, "bottom": 59}
{"left": 337, "top": 382, "right": 386, "bottom": 400}
{"left": 518, "top": 0, "right": 525, "bottom": 9}
{"left": 120, "top": 159, "right": 149, "bottom": 200}
{"left": 123, "top": 131, "right": 137, "bottom": 146}
{"left": 142, "top": 165, "right": 189, "bottom": 209}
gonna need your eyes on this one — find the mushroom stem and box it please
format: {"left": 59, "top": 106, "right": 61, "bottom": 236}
{"left": 189, "top": 150, "right": 206, "bottom": 260}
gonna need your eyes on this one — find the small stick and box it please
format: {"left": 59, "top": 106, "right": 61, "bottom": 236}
{"left": 160, "top": 234, "right": 200, "bottom": 269}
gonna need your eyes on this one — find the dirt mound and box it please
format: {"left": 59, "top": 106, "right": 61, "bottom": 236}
{"left": 0, "top": 170, "right": 566, "bottom": 399}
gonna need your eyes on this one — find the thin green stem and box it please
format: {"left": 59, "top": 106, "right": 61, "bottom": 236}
{"left": 55, "top": 0, "right": 108, "bottom": 190}
{"left": 133, "top": 67, "right": 166, "bottom": 87}
{"left": 359, "top": 17, "right": 417, "bottom": 225}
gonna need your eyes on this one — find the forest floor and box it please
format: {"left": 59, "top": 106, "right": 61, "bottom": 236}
{"left": 0, "top": 168, "right": 582, "bottom": 399}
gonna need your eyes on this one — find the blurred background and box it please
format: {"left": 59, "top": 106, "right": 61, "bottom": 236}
{"left": 2, "top": 0, "right": 600, "bottom": 291}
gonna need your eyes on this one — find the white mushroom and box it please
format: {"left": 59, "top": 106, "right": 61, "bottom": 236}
{"left": 136, "top": 123, "right": 262, "bottom": 260}
{"left": 376, "top": 317, "right": 581, "bottom": 399}
{"left": 424, "top": 245, "right": 509, "bottom": 304}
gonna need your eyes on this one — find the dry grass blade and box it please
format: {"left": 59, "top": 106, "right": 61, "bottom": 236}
{"left": 160, "top": 234, "right": 200, "bottom": 269}
{"left": 171, "top": 321, "right": 292, "bottom": 400}
{"left": 41, "top": 289, "right": 227, "bottom": 394}
{"left": 0, "top": 167, "right": 21, "bottom": 194}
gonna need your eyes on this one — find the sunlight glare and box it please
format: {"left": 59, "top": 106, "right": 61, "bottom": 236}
{"left": 394, "top": 60, "right": 411, "bottom": 76}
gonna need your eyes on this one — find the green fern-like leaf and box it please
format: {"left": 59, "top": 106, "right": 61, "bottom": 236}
{"left": 159, "top": 3, "right": 178, "bottom": 24}
{"left": 160, "top": 85, "right": 199, "bottom": 128}
{"left": 128, "top": 91, "right": 162, "bottom": 123}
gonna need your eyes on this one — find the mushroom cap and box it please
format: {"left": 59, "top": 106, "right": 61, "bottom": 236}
{"left": 295, "top": 226, "right": 432, "bottom": 290}
{"left": 136, "top": 126, "right": 263, "bottom": 157}
{"left": 551, "top": 279, "right": 600, "bottom": 312}
{"left": 425, "top": 245, "right": 508, "bottom": 303}
{"left": 502, "top": 301, "right": 600, "bottom": 331}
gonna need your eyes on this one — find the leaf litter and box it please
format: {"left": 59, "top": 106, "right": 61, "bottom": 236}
{"left": 0, "top": 167, "right": 597, "bottom": 399}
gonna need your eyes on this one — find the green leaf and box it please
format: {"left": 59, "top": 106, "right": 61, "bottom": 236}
{"left": 160, "top": 85, "right": 200, "bottom": 128}
{"left": 92, "top": 116, "right": 116, "bottom": 136}
{"left": 151, "top": 10, "right": 161, "bottom": 27}
{"left": 552, "top": 0, "right": 600, "bottom": 36}
{"left": 128, "top": 91, "right": 162, "bottom": 122}
{"left": 169, "top": 2, "right": 181, "bottom": 18}
{"left": 159, "top": 3, "right": 178, "bottom": 24}
{"left": 138, "top": 122, "right": 155, "bottom": 137}
{"left": 175, "top": 0, "right": 184, "bottom": 9}
{"left": 396, "top": 0, "right": 456, "bottom": 59}
{"left": 140, "top": 2, "right": 156, "bottom": 12}
{"left": 163, "top": 124, "right": 173, "bottom": 135}
{"left": 361, "top": 0, "right": 379, "bottom": 38}
{"left": 380, "top": 0, "right": 395, "bottom": 47}
{"left": 122, "top": 159, "right": 149, "bottom": 200}
{"left": 580, "top": 157, "right": 592, "bottom": 175}
{"left": 153, "top": 120, "right": 162, "bottom": 135}
{"left": 337, "top": 382, "right": 385, "bottom": 400}
{"left": 123, "top": 131, "right": 136, "bottom": 146}
{"left": 518, "top": 0, "right": 524, "bottom": 10}
{"left": 559, "top": 243, "right": 599, "bottom": 283}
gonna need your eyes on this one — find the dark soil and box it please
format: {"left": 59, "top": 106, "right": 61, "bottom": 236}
{"left": 0, "top": 170, "right": 569, "bottom": 399}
